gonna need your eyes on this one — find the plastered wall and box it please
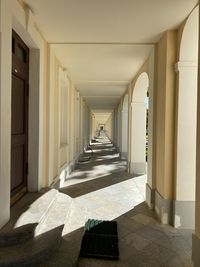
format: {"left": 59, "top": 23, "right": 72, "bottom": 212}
{"left": 155, "top": 31, "right": 177, "bottom": 199}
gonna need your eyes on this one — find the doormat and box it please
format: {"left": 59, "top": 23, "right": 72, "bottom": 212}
{"left": 79, "top": 219, "right": 119, "bottom": 260}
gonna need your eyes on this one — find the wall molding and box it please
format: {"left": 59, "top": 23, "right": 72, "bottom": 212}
{"left": 174, "top": 61, "right": 198, "bottom": 72}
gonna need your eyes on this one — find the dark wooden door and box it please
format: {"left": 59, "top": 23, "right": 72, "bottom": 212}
{"left": 11, "top": 30, "right": 29, "bottom": 200}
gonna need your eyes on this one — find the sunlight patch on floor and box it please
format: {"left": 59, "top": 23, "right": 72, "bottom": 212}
{"left": 13, "top": 175, "right": 147, "bottom": 237}
{"left": 63, "top": 175, "right": 147, "bottom": 235}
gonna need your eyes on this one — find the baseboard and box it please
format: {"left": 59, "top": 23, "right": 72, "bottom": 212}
{"left": 192, "top": 234, "right": 200, "bottom": 267}
{"left": 146, "top": 183, "right": 155, "bottom": 209}
{"left": 155, "top": 190, "right": 173, "bottom": 225}
{"left": 173, "top": 200, "right": 195, "bottom": 229}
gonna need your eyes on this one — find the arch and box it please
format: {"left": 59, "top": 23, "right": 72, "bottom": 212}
{"left": 132, "top": 73, "right": 149, "bottom": 102}
{"left": 122, "top": 94, "right": 128, "bottom": 109}
{"left": 121, "top": 94, "right": 128, "bottom": 158}
{"left": 130, "top": 72, "right": 149, "bottom": 174}
{"left": 179, "top": 6, "right": 198, "bottom": 62}
{"left": 174, "top": 6, "right": 198, "bottom": 228}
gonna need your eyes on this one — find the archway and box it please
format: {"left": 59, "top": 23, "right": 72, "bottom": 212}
{"left": 130, "top": 72, "right": 149, "bottom": 174}
{"left": 174, "top": 6, "right": 198, "bottom": 228}
{"left": 121, "top": 94, "right": 128, "bottom": 158}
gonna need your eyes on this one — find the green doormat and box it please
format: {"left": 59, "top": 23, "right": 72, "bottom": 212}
{"left": 79, "top": 219, "right": 119, "bottom": 260}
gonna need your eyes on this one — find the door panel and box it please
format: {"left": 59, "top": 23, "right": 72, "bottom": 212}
{"left": 11, "top": 30, "right": 29, "bottom": 200}
{"left": 11, "top": 146, "right": 25, "bottom": 190}
{"left": 11, "top": 75, "right": 25, "bottom": 135}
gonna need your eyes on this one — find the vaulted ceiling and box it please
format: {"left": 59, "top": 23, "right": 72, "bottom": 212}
{"left": 24, "top": 0, "right": 198, "bottom": 110}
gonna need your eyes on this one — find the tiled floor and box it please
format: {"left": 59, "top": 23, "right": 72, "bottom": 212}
{"left": 59, "top": 136, "right": 193, "bottom": 267}
{"left": 1, "top": 135, "right": 193, "bottom": 266}
{"left": 78, "top": 204, "right": 193, "bottom": 267}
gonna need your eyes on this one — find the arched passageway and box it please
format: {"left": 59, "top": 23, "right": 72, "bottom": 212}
{"left": 130, "top": 72, "right": 149, "bottom": 174}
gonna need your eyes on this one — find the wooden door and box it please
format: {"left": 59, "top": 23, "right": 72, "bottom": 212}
{"left": 11, "top": 30, "right": 29, "bottom": 202}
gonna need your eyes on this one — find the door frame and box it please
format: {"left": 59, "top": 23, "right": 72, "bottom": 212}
{"left": 12, "top": 16, "right": 42, "bottom": 193}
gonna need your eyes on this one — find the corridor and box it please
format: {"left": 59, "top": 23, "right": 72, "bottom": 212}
{"left": 0, "top": 1, "right": 199, "bottom": 266}
{"left": 59, "top": 134, "right": 146, "bottom": 228}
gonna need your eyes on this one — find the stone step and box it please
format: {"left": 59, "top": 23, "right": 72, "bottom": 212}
{"left": 0, "top": 225, "right": 64, "bottom": 267}
{"left": 37, "top": 228, "right": 84, "bottom": 267}
{"left": 35, "top": 192, "right": 73, "bottom": 236}
{"left": 0, "top": 223, "right": 38, "bottom": 247}
{"left": 14, "top": 189, "right": 58, "bottom": 228}
{"left": 63, "top": 199, "right": 88, "bottom": 236}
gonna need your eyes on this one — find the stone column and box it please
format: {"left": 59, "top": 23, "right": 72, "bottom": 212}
{"left": 121, "top": 109, "right": 128, "bottom": 158}
{"left": 130, "top": 101, "right": 147, "bottom": 174}
{"left": 174, "top": 61, "right": 197, "bottom": 229}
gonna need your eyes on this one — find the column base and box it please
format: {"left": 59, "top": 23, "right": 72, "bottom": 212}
{"left": 192, "top": 234, "right": 200, "bottom": 267}
{"left": 121, "top": 152, "right": 127, "bottom": 159}
{"left": 130, "top": 162, "right": 147, "bottom": 174}
{"left": 155, "top": 190, "right": 173, "bottom": 225}
{"left": 173, "top": 200, "right": 195, "bottom": 229}
{"left": 146, "top": 183, "right": 155, "bottom": 209}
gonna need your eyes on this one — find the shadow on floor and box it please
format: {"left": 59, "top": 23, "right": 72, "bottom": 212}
{"left": 59, "top": 171, "right": 139, "bottom": 198}
{"left": 37, "top": 202, "right": 193, "bottom": 267}
{"left": 0, "top": 188, "right": 51, "bottom": 233}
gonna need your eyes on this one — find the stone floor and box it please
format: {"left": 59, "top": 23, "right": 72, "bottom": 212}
{"left": 1, "top": 135, "right": 194, "bottom": 266}
{"left": 78, "top": 203, "right": 193, "bottom": 267}
{"left": 59, "top": 136, "right": 193, "bottom": 267}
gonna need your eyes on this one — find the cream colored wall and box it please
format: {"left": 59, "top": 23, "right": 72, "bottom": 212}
{"left": 48, "top": 50, "right": 88, "bottom": 183}
{"left": 155, "top": 30, "right": 177, "bottom": 199}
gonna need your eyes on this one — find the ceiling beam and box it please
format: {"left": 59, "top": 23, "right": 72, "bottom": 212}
{"left": 75, "top": 80, "right": 129, "bottom": 85}
{"left": 51, "top": 42, "right": 155, "bottom": 46}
